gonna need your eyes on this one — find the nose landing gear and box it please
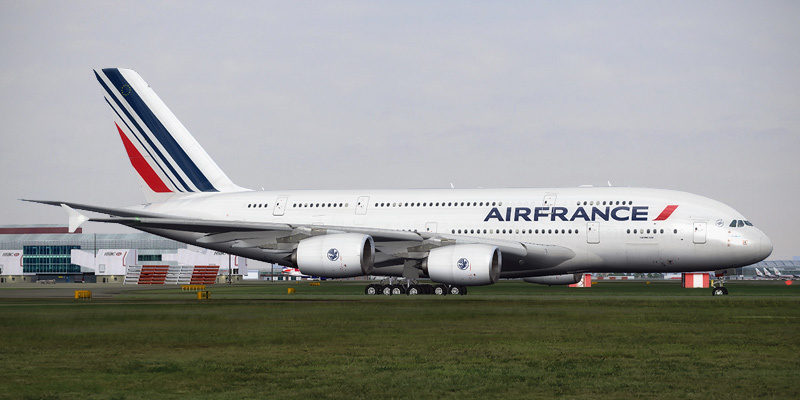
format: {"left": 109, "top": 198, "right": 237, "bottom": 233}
{"left": 711, "top": 275, "right": 729, "bottom": 296}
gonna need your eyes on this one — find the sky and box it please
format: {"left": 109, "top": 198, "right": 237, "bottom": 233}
{"left": 1, "top": 1, "right": 798, "bottom": 259}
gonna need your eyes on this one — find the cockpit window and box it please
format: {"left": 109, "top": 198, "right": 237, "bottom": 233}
{"left": 730, "top": 219, "right": 752, "bottom": 228}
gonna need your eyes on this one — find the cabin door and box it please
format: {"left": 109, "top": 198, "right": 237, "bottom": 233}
{"left": 587, "top": 222, "right": 600, "bottom": 244}
{"left": 425, "top": 222, "right": 438, "bottom": 233}
{"left": 356, "top": 196, "right": 370, "bottom": 215}
{"left": 273, "top": 196, "right": 288, "bottom": 216}
{"left": 693, "top": 222, "right": 707, "bottom": 244}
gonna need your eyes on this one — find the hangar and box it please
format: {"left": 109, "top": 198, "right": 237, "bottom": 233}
{"left": 0, "top": 225, "right": 246, "bottom": 284}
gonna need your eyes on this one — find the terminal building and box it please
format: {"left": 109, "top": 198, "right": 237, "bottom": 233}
{"left": 0, "top": 225, "right": 247, "bottom": 284}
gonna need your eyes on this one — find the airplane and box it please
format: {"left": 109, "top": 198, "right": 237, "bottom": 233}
{"left": 753, "top": 267, "right": 770, "bottom": 279}
{"left": 752, "top": 266, "right": 797, "bottom": 280}
{"left": 770, "top": 267, "right": 799, "bottom": 280}
{"left": 25, "top": 68, "right": 773, "bottom": 296}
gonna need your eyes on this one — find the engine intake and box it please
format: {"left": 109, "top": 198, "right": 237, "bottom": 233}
{"left": 423, "top": 244, "right": 501, "bottom": 286}
{"left": 294, "top": 233, "right": 374, "bottom": 278}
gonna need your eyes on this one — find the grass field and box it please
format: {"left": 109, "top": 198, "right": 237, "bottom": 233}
{"left": 0, "top": 280, "right": 798, "bottom": 399}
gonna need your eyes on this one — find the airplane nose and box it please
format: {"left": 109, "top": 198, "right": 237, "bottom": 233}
{"left": 757, "top": 233, "right": 773, "bottom": 261}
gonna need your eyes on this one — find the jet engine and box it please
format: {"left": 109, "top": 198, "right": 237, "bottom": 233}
{"left": 422, "top": 245, "right": 501, "bottom": 286}
{"left": 294, "top": 233, "right": 375, "bottom": 278}
{"left": 523, "top": 273, "right": 582, "bottom": 285}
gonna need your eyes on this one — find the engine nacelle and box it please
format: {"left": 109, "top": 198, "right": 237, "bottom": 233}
{"left": 523, "top": 273, "right": 582, "bottom": 285}
{"left": 423, "top": 245, "right": 501, "bottom": 286}
{"left": 294, "top": 233, "right": 374, "bottom": 278}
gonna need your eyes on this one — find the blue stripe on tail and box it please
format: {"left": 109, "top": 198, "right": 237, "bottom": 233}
{"left": 104, "top": 98, "right": 184, "bottom": 192}
{"left": 95, "top": 70, "right": 190, "bottom": 192}
{"left": 100, "top": 69, "right": 218, "bottom": 192}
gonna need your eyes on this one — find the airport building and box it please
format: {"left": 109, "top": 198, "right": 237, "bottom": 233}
{"left": 0, "top": 225, "right": 246, "bottom": 284}
{"left": 737, "top": 260, "right": 800, "bottom": 279}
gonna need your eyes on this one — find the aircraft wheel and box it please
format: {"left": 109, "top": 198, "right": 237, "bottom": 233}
{"left": 433, "top": 284, "right": 447, "bottom": 296}
{"left": 712, "top": 287, "right": 727, "bottom": 296}
{"left": 391, "top": 285, "right": 405, "bottom": 295}
{"left": 382, "top": 285, "right": 393, "bottom": 296}
{"left": 448, "top": 286, "right": 462, "bottom": 295}
{"left": 460, "top": 286, "right": 468, "bottom": 296}
{"left": 365, "top": 284, "right": 378, "bottom": 295}
{"left": 407, "top": 285, "right": 420, "bottom": 296}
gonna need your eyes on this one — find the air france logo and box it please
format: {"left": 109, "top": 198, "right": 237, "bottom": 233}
{"left": 483, "top": 205, "right": 678, "bottom": 222}
{"left": 457, "top": 258, "right": 470, "bottom": 270}
{"left": 327, "top": 248, "right": 340, "bottom": 262}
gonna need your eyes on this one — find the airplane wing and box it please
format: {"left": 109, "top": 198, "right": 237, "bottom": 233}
{"left": 27, "top": 199, "right": 576, "bottom": 278}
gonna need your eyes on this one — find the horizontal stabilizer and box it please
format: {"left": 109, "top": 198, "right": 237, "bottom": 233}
{"left": 61, "top": 204, "right": 89, "bottom": 233}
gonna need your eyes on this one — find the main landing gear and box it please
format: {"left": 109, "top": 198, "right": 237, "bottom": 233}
{"left": 364, "top": 278, "right": 468, "bottom": 296}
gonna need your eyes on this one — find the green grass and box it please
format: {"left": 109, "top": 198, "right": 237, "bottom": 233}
{"left": 0, "top": 281, "right": 798, "bottom": 399}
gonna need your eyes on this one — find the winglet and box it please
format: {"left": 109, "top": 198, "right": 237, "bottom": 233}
{"left": 61, "top": 204, "right": 89, "bottom": 233}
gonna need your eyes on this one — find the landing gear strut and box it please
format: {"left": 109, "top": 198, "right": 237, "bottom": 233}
{"left": 711, "top": 275, "right": 729, "bottom": 296}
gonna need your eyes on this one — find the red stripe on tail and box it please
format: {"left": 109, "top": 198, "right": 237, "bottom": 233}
{"left": 653, "top": 205, "right": 679, "bottom": 221}
{"left": 116, "top": 123, "right": 172, "bottom": 193}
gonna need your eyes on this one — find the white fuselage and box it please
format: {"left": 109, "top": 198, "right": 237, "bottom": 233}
{"left": 133, "top": 186, "right": 772, "bottom": 277}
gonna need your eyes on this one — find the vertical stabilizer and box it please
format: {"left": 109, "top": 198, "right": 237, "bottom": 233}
{"left": 94, "top": 68, "right": 248, "bottom": 202}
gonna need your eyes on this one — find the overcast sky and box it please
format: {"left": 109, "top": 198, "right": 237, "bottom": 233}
{"left": 1, "top": 1, "right": 798, "bottom": 259}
